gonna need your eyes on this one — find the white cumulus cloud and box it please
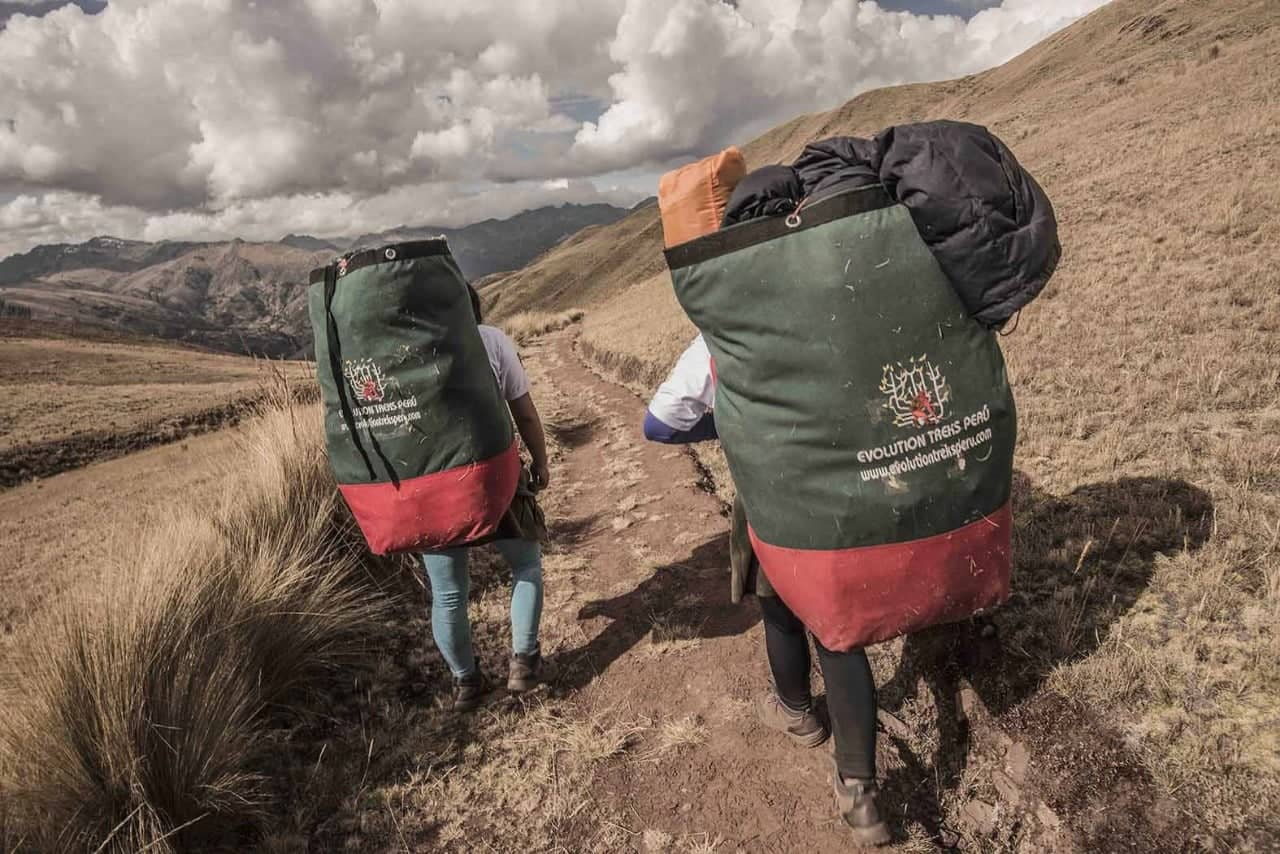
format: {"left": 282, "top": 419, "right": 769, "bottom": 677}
{"left": 0, "top": 0, "right": 1110, "bottom": 257}
{"left": 571, "top": 0, "right": 1110, "bottom": 169}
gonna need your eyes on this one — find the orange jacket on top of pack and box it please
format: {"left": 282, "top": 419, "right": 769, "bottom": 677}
{"left": 657, "top": 147, "right": 748, "bottom": 248}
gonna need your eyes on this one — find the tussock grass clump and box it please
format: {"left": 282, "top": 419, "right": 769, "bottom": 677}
{"left": 0, "top": 399, "right": 390, "bottom": 852}
{"left": 501, "top": 308, "right": 585, "bottom": 344}
{"left": 648, "top": 714, "right": 709, "bottom": 758}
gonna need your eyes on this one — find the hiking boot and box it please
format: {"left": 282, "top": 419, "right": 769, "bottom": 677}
{"left": 452, "top": 669, "right": 490, "bottom": 712}
{"left": 507, "top": 650, "right": 544, "bottom": 693}
{"left": 756, "top": 691, "right": 829, "bottom": 748}
{"left": 834, "top": 771, "right": 892, "bottom": 848}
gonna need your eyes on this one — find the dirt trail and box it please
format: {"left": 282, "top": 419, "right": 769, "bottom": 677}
{"left": 523, "top": 329, "right": 955, "bottom": 852}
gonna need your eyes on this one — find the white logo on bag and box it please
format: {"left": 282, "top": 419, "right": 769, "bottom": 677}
{"left": 343, "top": 358, "right": 387, "bottom": 403}
{"left": 880, "top": 355, "right": 950, "bottom": 428}
{"left": 336, "top": 353, "right": 423, "bottom": 434}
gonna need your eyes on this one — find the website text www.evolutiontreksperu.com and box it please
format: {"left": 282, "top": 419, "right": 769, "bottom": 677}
{"left": 858, "top": 406, "right": 994, "bottom": 482}
{"left": 338, "top": 397, "right": 423, "bottom": 432}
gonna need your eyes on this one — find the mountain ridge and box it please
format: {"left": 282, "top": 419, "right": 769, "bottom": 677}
{"left": 0, "top": 202, "right": 631, "bottom": 355}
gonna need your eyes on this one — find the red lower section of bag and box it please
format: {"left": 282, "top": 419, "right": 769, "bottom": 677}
{"left": 338, "top": 443, "right": 521, "bottom": 555}
{"left": 750, "top": 503, "right": 1012, "bottom": 652}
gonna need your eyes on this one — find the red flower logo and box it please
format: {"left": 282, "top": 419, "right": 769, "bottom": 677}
{"left": 911, "top": 390, "right": 937, "bottom": 425}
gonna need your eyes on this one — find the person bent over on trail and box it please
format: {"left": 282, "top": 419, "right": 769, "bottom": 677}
{"left": 643, "top": 334, "right": 890, "bottom": 848}
{"left": 422, "top": 284, "right": 552, "bottom": 712}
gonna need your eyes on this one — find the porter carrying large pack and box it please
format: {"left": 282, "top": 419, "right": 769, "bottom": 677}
{"left": 665, "top": 122, "right": 1058, "bottom": 652}
{"left": 308, "top": 240, "right": 520, "bottom": 555}
{"left": 670, "top": 189, "right": 1016, "bottom": 651}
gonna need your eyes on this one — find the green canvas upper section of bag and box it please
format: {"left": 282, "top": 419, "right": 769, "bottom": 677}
{"left": 670, "top": 191, "right": 1016, "bottom": 550}
{"left": 308, "top": 250, "right": 512, "bottom": 486}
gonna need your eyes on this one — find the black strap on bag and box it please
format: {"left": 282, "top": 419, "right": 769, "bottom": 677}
{"left": 323, "top": 262, "right": 377, "bottom": 481}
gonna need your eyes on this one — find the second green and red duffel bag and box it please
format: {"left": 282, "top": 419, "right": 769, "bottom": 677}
{"left": 308, "top": 240, "right": 520, "bottom": 554}
{"left": 667, "top": 187, "right": 1017, "bottom": 652}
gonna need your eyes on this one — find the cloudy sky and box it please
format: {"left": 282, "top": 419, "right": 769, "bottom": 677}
{"left": 0, "top": 0, "right": 1109, "bottom": 258}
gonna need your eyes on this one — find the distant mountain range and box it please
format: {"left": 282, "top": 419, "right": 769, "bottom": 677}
{"left": 345, "top": 202, "right": 636, "bottom": 281}
{"left": 0, "top": 203, "right": 631, "bottom": 356}
{"left": 0, "top": 237, "right": 326, "bottom": 357}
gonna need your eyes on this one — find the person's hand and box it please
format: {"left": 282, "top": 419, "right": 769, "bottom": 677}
{"left": 530, "top": 461, "right": 551, "bottom": 492}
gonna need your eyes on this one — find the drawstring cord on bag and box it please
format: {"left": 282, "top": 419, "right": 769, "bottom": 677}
{"left": 998, "top": 310, "right": 1022, "bottom": 337}
{"left": 324, "top": 262, "right": 378, "bottom": 481}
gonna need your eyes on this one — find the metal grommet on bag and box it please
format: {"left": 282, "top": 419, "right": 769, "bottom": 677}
{"left": 384, "top": 247, "right": 398, "bottom": 260}
{"left": 784, "top": 196, "right": 810, "bottom": 229}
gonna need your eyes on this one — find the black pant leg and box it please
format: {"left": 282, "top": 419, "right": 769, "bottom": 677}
{"left": 757, "top": 594, "right": 812, "bottom": 710}
{"left": 814, "top": 639, "right": 878, "bottom": 781}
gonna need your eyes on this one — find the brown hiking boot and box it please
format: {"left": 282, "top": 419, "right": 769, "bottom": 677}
{"left": 507, "top": 650, "right": 543, "bottom": 693}
{"left": 452, "top": 669, "right": 490, "bottom": 712}
{"left": 756, "top": 691, "right": 829, "bottom": 748}
{"left": 834, "top": 770, "right": 892, "bottom": 847}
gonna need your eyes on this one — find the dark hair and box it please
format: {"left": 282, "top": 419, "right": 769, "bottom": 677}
{"left": 467, "top": 283, "right": 483, "bottom": 323}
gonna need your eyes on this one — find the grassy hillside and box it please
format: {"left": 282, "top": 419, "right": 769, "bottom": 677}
{"left": 487, "top": 0, "right": 1280, "bottom": 839}
{"left": 0, "top": 323, "right": 312, "bottom": 485}
{"left": 0, "top": 429, "right": 247, "bottom": 650}
{"left": 0, "top": 397, "right": 395, "bottom": 852}
{"left": 489, "top": 0, "right": 1277, "bottom": 322}
{"left": 483, "top": 199, "right": 665, "bottom": 319}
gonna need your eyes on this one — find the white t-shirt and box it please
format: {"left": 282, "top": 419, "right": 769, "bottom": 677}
{"left": 647, "top": 334, "right": 714, "bottom": 430}
{"left": 478, "top": 325, "right": 530, "bottom": 401}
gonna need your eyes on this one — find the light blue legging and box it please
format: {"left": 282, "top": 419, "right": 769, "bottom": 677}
{"left": 421, "top": 538, "right": 544, "bottom": 679}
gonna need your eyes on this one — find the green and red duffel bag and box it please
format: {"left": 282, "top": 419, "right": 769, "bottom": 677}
{"left": 667, "top": 187, "right": 1016, "bottom": 652}
{"left": 308, "top": 240, "right": 520, "bottom": 554}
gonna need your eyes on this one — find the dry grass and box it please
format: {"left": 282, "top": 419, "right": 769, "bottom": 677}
{"left": 648, "top": 714, "right": 709, "bottom": 759}
{"left": 0, "top": 334, "right": 311, "bottom": 455}
{"left": 500, "top": 308, "right": 586, "bottom": 344}
{"left": 0, "top": 430, "right": 245, "bottom": 651}
{"left": 325, "top": 697, "right": 650, "bottom": 852}
{"left": 645, "top": 610, "right": 706, "bottom": 659}
{"left": 488, "top": 0, "right": 1280, "bottom": 839}
{"left": 642, "top": 828, "right": 675, "bottom": 852}
{"left": 682, "top": 832, "right": 726, "bottom": 854}
{"left": 0, "top": 394, "right": 392, "bottom": 852}
{"left": 0, "top": 332, "right": 315, "bottom": 489}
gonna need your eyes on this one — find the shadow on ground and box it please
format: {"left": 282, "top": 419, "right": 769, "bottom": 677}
{"left": 553, "top": 532, "right": 760, "bottom": 693}
{"left": 546, "top": 415, "right": 602, "bottom": 449}
{"left": 545, "top": 511, "right": 605, "bottom": 549}
{"left": 876, "top": 473, "right": 1214, "bottom": 845}
{"left": 272, "top": 474, "right": 1213, "bottom": 850}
